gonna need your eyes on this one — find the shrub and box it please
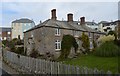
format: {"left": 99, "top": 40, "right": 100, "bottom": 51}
{"left": 15, "top": 47, "right": 24, "bottom": 55}
{"left": 98, "top": 35, "right": 115, "bottom": 44}
{"left": 58, "top": 35, "right": 78, "bottom": 60}
{"left": 94, "top": 41, "right": 120, "bottom": 57}
{"left": 2, "top": 40, "right": 8, "bottom": 46}
{"left": 29, "top": 49, "right": 39, "bottom": 58}
{"left": 108, "top": 31, "right": 117, "bottom": 41}
{"left": 79, "top": 32, "right": 90, "bottom": 53}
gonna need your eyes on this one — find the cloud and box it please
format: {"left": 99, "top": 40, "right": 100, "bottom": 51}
{"left": 2, "top": 0, "right": 120, "bottom": 2}
{"left": 1, "top": 2, "right": 118, "bottom": 27}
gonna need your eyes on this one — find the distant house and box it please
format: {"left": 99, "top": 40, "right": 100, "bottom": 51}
{"left": 24, "top": 9, "right": 105, "bottom": 58}
{"left": 98, "top": 21, "right": 117, "bottom": 33}
{"left": 0, "top": 27, "right": 11, "bottom": 40}
{"left": 11, "top": 18, "right": 35, "bottom": 40}
{"left": 85, "top": 21, "right": 98, "bottom": 31}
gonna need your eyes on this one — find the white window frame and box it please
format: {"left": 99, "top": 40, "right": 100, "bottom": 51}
{"left": 4, "top": 37, "right": 6, "bottom": 40}
{"left": 7, "top": 32, "right": 11, "bottom": 35}
{"left": 24, "top": 24, "right": 26, "bottom": 26}
{"left": 88, "top": 32, "right": 91, "bottom": 38}
{"left": 31, "top": 31, "right": 34, "bottom": 38}
{"left": 74, "top": 31, "right": 79, "bottom": 37}
{"left": 55, "top": 40, "right": 61, "bottom": 50}
{"left": 55, "top": 28, "right": 60, "bottom": 36}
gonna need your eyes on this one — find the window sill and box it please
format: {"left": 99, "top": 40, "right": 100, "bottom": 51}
{"left": 55, "top": 49, "right": 61, "bottom": 51}
{"left": 55, "top": 35, "right": 61, "bottom": 36}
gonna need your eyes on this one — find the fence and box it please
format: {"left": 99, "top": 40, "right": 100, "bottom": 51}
{"left": 2, "top": 50, "right": 112, "bottom": 74}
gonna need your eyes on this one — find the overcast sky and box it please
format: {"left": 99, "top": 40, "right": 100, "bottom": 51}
{"left": 0, "top": 1, "right": 119, "bottom": 27}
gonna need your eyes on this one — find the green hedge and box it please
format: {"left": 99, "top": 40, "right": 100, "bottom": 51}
{"left": 94, "top": 41, "right": 120, "bottom": 57}
{"left": 58, "top": 35, "right": 78, "bottom": 60}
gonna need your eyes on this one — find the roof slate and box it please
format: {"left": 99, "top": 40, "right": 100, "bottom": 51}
{"left": 12, "top": 18, "right": 34, "bottom": 23}
{"left": 24, "top": 19, "right": 102, "bottom": 33}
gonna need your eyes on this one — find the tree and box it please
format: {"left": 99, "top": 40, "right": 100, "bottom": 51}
{"left": 79, "top": 32, "right": 90, "bottom": 53}
{"left": 58, "top": 35, "right": 78, "bottom": 60}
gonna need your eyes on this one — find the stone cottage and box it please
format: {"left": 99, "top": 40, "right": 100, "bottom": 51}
{"left": 24, "top": 9, "right": 105, "bottom": 58}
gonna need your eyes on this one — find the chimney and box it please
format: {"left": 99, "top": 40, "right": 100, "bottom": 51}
{"left": 67, "top": 13, "right": 73, "bottom": 22}
{"left": 80, "top": 17, "right": 85, "bottom": 25}
{"left": 51, "top": 9, "right": 57, "bottom": 20}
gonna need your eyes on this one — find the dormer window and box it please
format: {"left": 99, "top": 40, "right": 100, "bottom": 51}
{"left": 55, "top": 28, "right": 60, "bottom": 36}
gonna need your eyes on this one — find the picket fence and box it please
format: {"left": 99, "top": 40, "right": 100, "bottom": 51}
{"left": 2, "top": 50, "right": 112, "bottom": 74}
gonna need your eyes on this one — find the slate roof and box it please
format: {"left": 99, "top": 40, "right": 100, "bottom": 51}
{"left": 85, "top": 21, "right": 97, "bottom": 25}
{"left": 0, "top": 27, "right": 11, "bottom": 32}
{"left": 24, "top": 19, "right": 104, "bottom": 34}
{"left": 12, "top": 18, "right": 34, "bottom": 23}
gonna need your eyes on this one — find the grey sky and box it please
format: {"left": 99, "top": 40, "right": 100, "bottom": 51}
{"left": 1, "top": 2, "right": 118, "bottom": 27}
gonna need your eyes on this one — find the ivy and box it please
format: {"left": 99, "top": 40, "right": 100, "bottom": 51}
{"left": 58, "top": 35, "right": 78, "bottom": 60}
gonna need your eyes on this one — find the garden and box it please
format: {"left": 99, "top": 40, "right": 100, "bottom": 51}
{"left": 58, "top": 31, "right": 120, "bottom": 73}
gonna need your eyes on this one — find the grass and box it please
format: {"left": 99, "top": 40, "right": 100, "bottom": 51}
{"left": 62, "top": 54, "right": 119, "bottom": 73}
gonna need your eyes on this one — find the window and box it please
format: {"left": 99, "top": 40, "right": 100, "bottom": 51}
{"left": 88, "top": 32, "right": 90, "bottom": 37}
{"left": 24, "top": 24, "right": 26, "bottom": 26}
{"left": 7, "top": 32, "right": 11, "bottom": 34}
{"left": 29, "top": 24, "right": 31, "bottom": 26}
{"left": 4, "top": 37, "right": 6, "bottom": 40}
{"left": 74, "top": 31, "right": 79, "bottom": 37}
{"left": 31, "top": 31, "right": 34, "bottom": 38}
{"left": 55, "top": 40, "right": 61, "bottom": 50}
{"left": 55, "top": 28, "right": 60, "bottom": 36}
{"left": 0, "top": 37, "right": 2, "bottom": 40}
{"left": 90, "top": 41, "right": 93, "bottom": 49}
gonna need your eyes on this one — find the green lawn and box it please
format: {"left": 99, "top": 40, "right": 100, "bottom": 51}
{"left": 62, "top": 54, "right": 119, "bottom": 73}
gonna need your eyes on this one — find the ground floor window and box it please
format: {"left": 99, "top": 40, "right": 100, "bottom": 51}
{"left": 55, "top": 40, "right": 61, "bottom": 50}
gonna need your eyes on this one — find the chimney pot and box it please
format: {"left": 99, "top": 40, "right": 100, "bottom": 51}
{"left": 51, "top": 9, "right": 57, "bottom": 20}
{"left": 80, "top": 17, "right": 85, "bottom": 25}
{"left": 67, "top": 13, "right": 73, "bottom": 22}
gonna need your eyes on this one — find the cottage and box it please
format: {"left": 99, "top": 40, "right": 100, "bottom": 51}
{"left": 24, "top": 9, "right": 105, "bottom": 58}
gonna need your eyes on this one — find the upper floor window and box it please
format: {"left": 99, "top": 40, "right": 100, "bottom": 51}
{"left": 24, "top": 24, "right": 26, "bottom": 26}
{"left": 31, "top": 31, "right": 34, "bottom": 38}
{"left": 88, "top": 32, "right": 90, "bottom": 37}
{"left": 74, "top": 31, "right": 79, "bottom": 37}
{"left": 55, "top": 40, "right": 61, "bottom": 50}
{"left": 55, "top": 28, "right": 60, "bottom": 36}
{"left": 7, "top": 32, "right": 11, "bottom": 35}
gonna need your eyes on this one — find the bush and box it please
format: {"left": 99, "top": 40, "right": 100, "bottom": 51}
{"left": 58, "top": 35, "right": 78, "bottom": 60}
{"left": 15, "top": 47, "right": 24, "bottom": 55}
{"left": 2, "top": 40, "right": 8, "bottom": 46}
{"left": 94, "top": 41, "right": 120, "bottom": 57}
{"left": 108, "top": 31, "right": 117, "bottom": 41}
{"left": 79, "top": 32, "right": 90, "bottom": 53}
{"left": 29, "top": 49, "right": 39, "bottom": 58}
{"left": 98, "top": 35, "right": 115, "bottom": 44}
